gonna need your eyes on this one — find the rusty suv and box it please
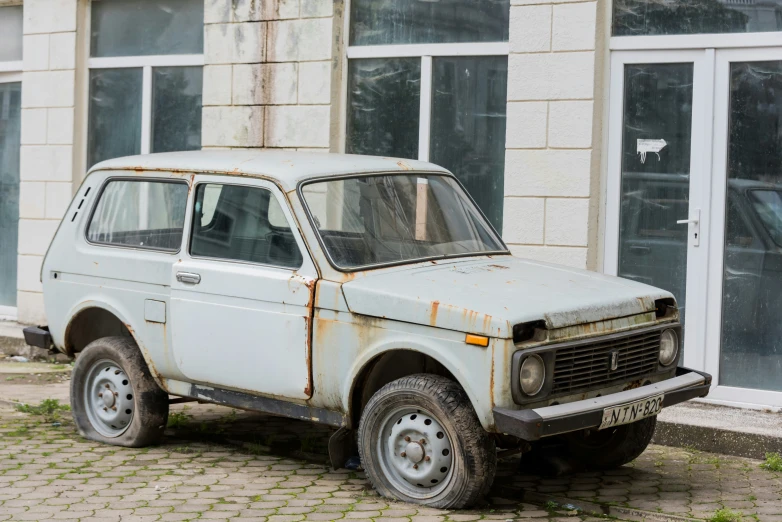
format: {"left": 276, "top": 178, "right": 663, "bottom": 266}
{"left": 24, "top": 151, "right": 711, "bottom": 508}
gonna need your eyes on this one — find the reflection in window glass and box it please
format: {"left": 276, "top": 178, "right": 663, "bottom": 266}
{"left": 152, "top": 67, "right": 203, "bottom": 153}
{"left": 719, "top": 61, "right": 782, "bottom": 392}
{"left": 617, "top": 64, "right": 694, "bottom": 334}
{"left": 91, "top": 0, "right": 204, "bottom": 57}
{"left": 613, "top": 0, "right": 782, "bottom": 36}
{"left": 301, "top": 175, "right": 505, "bottom": 269}
{"left": 430, "top": 56, "right": 507, "bottom": 232}
{"left": 0, "top": 6, "right": 23, "bottom": 62}
{"left": 750, "top": 190, "right": 782, "bottom": 246}
{"left": 350, "top": 0, "right": 510, "bottom": 45}
{"left": 87, "top": 68, "right": 143, "bottom": 168}
{"left": 88, "top": 180, "right": 188, "bottom": 251}
{"left": 191, "top": 184, "right": 302, "bottom": 269}
{"left": 346, "top": 58, "right": 420, "bottom": 160}
{"left": 0, "top": 83, "right": 21, "bottom": 306}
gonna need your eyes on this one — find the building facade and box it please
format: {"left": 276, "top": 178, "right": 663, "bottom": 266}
{"left": 0, "top": 0, "right": 781, "bottom": 409}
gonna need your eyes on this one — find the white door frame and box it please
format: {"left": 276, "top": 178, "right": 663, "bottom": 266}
{"left": 703, "top": 47, "right": 782, "bottom": 409}
{"left": 604, "top": 50, "right": 714, "bottom": 372}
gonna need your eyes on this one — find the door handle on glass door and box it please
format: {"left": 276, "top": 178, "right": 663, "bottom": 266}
{"left": 176, "top": 272, "right": 201, "bottom": 284}
{"left": 676, "top": 208, "right": 701, "bottom": 247}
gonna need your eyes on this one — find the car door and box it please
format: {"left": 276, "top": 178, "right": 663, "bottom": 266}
{"left": 170, "top": 175, "right": 316, "bottom": 400}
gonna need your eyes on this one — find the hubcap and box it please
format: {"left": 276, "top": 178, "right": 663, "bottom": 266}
{"left": 84, "top": 360, "right": 134, "bottom": 437}
{"left": 379, "top": 409, "right": 454, "bottom": 498}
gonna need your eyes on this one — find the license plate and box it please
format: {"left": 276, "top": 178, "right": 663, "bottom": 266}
{"left": 599, "top": 394, "right": 664, "bottom": 430}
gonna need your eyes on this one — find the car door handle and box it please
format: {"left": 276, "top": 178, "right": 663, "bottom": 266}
{"left": 176, "top": 272, "right": 201, "bottom": 285}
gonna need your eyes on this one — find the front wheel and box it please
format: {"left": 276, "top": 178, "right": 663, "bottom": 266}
{"left": 71, "top": 336, "right": 169, "bottom": 447}
{"left": 358, "top": 374, "right": 496, "bottom": 509}
{"left": 564, "top": 416, "right": 657, "bottom": 469}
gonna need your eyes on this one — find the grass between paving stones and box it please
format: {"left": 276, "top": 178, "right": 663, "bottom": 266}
{"left": 15, "top": 397, "right": 70, "bottom": 422}
{"left": 166, "top": 410, "right": 192, "bottom": 428}
{"left": 761, "top": 452, "right": 782, "bottom": 472}
{"left": 709, "top": 508, "right": 745, "bottom": 522}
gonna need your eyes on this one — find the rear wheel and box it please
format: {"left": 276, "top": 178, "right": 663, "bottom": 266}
{"left": 358, "top": 374, "right": 496, "bottom": 509}
{"left": 71, "top": 336, "right": 168, "bottom": 447}
{"left": 564, "top": 416, "right": 657, "bottom": 469}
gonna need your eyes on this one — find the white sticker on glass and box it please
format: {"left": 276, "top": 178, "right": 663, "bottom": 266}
{"left": 637, "top": 139, "right": 667, "bottom": 164}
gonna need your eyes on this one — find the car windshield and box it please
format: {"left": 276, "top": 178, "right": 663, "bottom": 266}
{"left": 300, "top": 174, "right": 506, "bottom": 269}
{"left": 750, "top": 189, "right": 782, "bottom": 247}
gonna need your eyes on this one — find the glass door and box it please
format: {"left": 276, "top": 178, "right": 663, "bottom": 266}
{"left": 705, "top": 48, "right": 782, "bottom": 407}
{"left": 605, "top": 51, "right": 712, "bottom": 369}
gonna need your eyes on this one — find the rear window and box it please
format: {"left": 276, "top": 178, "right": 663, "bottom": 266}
{"left": 87, "top": 179, "right": 188, "bottom": 252}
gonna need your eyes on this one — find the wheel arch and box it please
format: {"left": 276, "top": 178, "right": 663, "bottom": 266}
{"left": 344, "top": 345, "right": 488, "bottom": 431}
{"left": 63, "top": 300, "right": 166, "bottom": 389}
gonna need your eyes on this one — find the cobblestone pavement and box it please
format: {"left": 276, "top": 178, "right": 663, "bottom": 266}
{"left": 0, "top": 391, "right": 780, "bottom": 521}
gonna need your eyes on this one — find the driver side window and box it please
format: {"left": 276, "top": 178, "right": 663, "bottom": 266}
{"left": 190, "top": 183, "right": 303, "bottom": 269}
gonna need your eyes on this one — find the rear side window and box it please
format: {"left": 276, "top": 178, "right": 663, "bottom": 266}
{"left": 87, "top": 179, "right": 188, "bottom": 251}
{"left": 190, "top": 183, "right": 303, "bottom": 269}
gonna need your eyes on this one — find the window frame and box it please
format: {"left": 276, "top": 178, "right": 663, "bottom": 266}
{"left": 297, "top": 171, "right": 510, "bottom": 273}
{"left": 84, "top": 176, "right": 190, "bottom": 254}
{"left": 187, "top": 180, "right": 306, "bottom": 272}
{"left": 340, "top": 0, "right": 509, "bottom": 161}
{"left": 85, "top": 0, "right": 205, "bottom": 163}
{"left": 87, "top": 54, "right": 204, "bottom": 158}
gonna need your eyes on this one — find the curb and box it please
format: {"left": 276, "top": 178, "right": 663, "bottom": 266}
{"left": 653, "top": 419, "right": 782, "bottom": 460}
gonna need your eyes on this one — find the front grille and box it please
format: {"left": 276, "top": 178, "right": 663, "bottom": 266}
{"left": 551, "top": 329, "right": 661, "bottom": 394}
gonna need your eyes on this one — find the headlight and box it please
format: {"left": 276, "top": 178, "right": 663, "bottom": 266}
{"left": 520, "top": 354, "right": 545, "bottom": 395}
{"left": 659, "top": 329, "right": 679, "bottom": 366}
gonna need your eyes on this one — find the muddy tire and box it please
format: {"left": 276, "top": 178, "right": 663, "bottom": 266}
{"left": 358, "top": 374, "right": 496, "bottom": 509}
{"left": 71, "top": 336, "right": 168, "bottom": 447}
{"left": 564, "top": 416, "right": 656, "bottom": 469}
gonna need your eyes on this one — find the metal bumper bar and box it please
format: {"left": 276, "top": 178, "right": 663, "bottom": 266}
{"left": 493, "top": 367, "right": 711, "bottom": 441}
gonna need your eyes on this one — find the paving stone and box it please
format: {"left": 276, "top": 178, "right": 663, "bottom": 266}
{"left": 2, "top": 403, "right": 780, "bottom": 522}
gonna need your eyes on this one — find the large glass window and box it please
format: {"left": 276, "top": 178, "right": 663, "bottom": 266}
{"left": 301, "top": 174, "right": 506, "bottom": 270}
{"left": 430, "top": 56, "right": 508, "bottom": 231}
{"left": 346, "top": 1, "right": 510, "bottom": 232}
{"left": 0, "top": 82, "right": 21, "bottom": 307}
{"left": 613, "top": 0, "right": 782, "bottom": 36}
{"left": 719, "top": 60, "right": 782, "bottom": 393}
{"left": 87, "top": 180, "right": 188, "bottom": 251}
{"left": 616, "top": 63, "right": 694, "bottom": 334}
{"left": 350, "top": 0, "right": 510, "bottom": 46}
{"left": 191, "top": 184, "right": 303, "bottom": 269}
{"left": 87, "top": 0, "right": 203, "bottom": 168}
{"left": 346, "top": 58, "right": 421, "bottom": 160}
{"left": 91, "top": 0, "right": 203, "bottom": 57}
{"left": 0, "top": 5, "right": 23, "bottom": 62}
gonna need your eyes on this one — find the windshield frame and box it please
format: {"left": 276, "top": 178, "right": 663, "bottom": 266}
{"left": 297, "top": 171, "right": 510, "bottom": 272}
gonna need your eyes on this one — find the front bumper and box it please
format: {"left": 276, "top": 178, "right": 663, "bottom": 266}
{"left": 493, "top": 366, "right": 711, "bottom": 441}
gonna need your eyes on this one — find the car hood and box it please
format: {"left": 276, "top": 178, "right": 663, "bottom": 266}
{"left": 340, "top": 256, "right": 672, "bottom": 339}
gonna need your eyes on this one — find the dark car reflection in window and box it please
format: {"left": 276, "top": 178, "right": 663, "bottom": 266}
{"left": 619, "top": 174, "right": 782, "bottom": 369}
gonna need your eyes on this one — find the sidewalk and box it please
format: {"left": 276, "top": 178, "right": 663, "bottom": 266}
{"left": 656, "top": 401, "right": 782, "bottom": 459}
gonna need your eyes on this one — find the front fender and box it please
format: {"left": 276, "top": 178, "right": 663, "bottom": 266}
{"left": 340, "top": 325, "right": 497, "bottom": 431}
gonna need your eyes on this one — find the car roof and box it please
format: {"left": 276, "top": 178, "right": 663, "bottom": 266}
{"left": 88, "top": 150, "right": 450, "bottom": 190}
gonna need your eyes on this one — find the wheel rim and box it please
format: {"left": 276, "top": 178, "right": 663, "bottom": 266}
{"left": 377, "top": 407, "right": 454, "bottom": 500}
{"left": 83, "top": 359, "right": 134, "bottom": 437}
